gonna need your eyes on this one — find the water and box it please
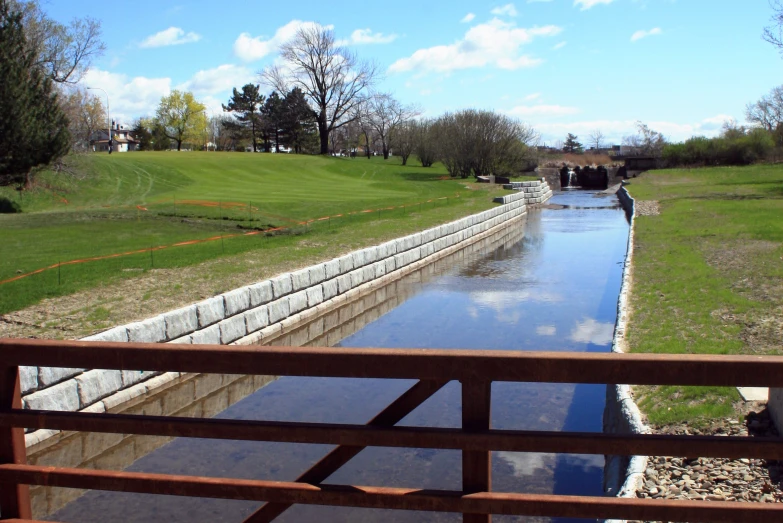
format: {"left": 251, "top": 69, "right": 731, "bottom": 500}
{"left": 38, "top": 190, "right": 629, "bottom": 523}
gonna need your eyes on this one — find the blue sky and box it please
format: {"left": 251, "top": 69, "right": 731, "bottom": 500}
{"left": 44, "top": 0, "right": 782, "bottom": 144}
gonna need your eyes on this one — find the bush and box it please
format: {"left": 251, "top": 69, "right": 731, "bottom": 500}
{"left": 0, "top": 197, "right": 21, "bottom": 213}
{"left": 662, "top": 130, "right": 775, "bottom": 167}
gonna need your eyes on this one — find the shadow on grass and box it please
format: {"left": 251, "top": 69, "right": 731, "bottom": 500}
{"left": 0, "top": 197, "right": 21, "bottom": 213}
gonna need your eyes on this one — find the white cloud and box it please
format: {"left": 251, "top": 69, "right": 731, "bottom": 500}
{"left": 491, "top": 3, "right": 519, "bottom": 16}
{"left": 389, "top": 18, "right": 561, "bottom": 74}
{"left": 569, "top": 318, "right": 614, "bottom": 346}
{"left": 461, "top": 13, "right": 476, "bottom": 23}
{"left": 509, "top": 104, "right": 580, "bottom": 116}
{"left": 139, "top": 27, "right": 201, "bottom": 48}
{"left": 177, "top": 64, "right": 254, "bottom": 96}
{"left": 631, "top": 27, "right": 662, "bottom": 42}
{"left": 524, "top": 92, "right": 541, "bottom": 101}
{"left": 553, "top": 41, "right": 567, "bottom": 50}
{"left": 233, "top": 20, "right": 326, "bottom": 62}
{"left": 536, "top": 325, "right": 556, "bottom": 336}
{"left": 342, "top": 28, "right": 398, "bottom": 45}
{"left": 81, "top": 68, "right": 172, "bottom": 122}
{"left": 574, "top": 0, "right": 616, "bottom": 10}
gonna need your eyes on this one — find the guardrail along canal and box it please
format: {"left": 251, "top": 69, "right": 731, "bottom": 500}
{"left": 36, "top": 189, "right": 630, "bottom": 523}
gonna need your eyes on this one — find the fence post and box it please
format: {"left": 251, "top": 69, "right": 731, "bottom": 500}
{"left": 0, "top": 364, "right": 32, "bottom": 519}
{"left": 462, "top": 379, "right": 491, "bottom": 523}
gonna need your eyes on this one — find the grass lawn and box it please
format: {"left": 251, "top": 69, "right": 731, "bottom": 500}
{"left": 625, "top": 164, "right": 783, "bottom": 426}
{"left": 0, "top": 152, "right": 513, "bottom": 318}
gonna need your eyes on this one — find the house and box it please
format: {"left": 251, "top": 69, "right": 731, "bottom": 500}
{"left": 90, "top": 121, "right": 140, "bottom": 153}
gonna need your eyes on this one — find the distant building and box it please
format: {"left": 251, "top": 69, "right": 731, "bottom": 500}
{"left": 90, "top": 121, "right": 140, "bottom": 153}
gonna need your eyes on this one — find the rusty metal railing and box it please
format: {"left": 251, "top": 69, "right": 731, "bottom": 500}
{"left": 1, "top": 338, "right": 783, "bottom": 522}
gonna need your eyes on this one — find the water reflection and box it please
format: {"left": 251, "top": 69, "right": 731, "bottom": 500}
{"left": 44, "top": 190, "right": 629, "bottom": 523}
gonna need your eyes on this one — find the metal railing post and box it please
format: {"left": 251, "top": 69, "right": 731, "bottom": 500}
{"left": 462, "top": 379, "right": 492, "bottom": 523}
{"left": 0, "top": 364, "right": 31, "bottom": 519}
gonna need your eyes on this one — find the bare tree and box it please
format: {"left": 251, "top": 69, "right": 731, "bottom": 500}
{"left": 261, "top": 25, "right": 377, "bottom": 155}
{"left": 413, "top": 119, "right": 438, "bottom": 167}
{"left": 764, "top": 0, "right": 783, "bottom": 52}
{"left": 60, "top": 88, "right": 106, "bottom": 151}
{"left": 390, "top": 121, "right": 416, "bottom": 165}
{"left": 11, "top": 0, "right": 105, "bottom": 83}
{"left": 622, "top": 121, "right": 666, "bottom": 157}
{"left": 366, "top": 92, "right": 420, "bottom": 159}
{"left": 588, "top": 129, "right": 605, "bottom": 150}
{"left": 746, "top": 85, "right": 783, "bottom": 131}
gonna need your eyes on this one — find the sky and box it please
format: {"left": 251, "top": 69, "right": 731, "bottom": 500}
{"left": 42, "top": 0, "right": 783, "bottom": 145}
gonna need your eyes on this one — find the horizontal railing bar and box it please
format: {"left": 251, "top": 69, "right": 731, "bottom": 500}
{"left": 0, "top": 464, "right": 779, "bottom": 522}
{"left": 3, "top": 339, "right": 783, "bottom": 386}
{"left": 4, "top": 409, "right": 783, "bottom": 459}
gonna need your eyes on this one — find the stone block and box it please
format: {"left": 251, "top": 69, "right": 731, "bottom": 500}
{"left": 322, "top": 279, "right": 338, "bottom": 301}
{"left": 271, "top": 273, "right": 294, "bottom": 298}
{"left": 121, "top": 370, "right": 152, "bottom": 388}
{"left": 309, "top": 264, "right": 326, "bottom": 285}
{"left": 337, "top": 273, "right": 353, "bottom": 294}
{"left": 164, "top": 305, "right": 198, "bottom": 340}
{"left": 363, "top": 247, "right": 377, "bottom": 264}
{"left": 324, "top": 259, "right": 341, "bottom": 279}
{"left": 384, "top": 257, "right": 396, "bottom": 273}
{"left": 219, "top": 315, "right": 247, "bottom": 344}
{"left": 306, "top": 285, "right": 324, "bottom": 307}
{"left": 38, "top": 366, "right": 84, "bottom": 388}
{"left": 245, "top": 305, "right": 270, "bottom": 333}
{"left": 384, "top": 240, "right": 398, "bottom": 255}
{"left": 82, "top": 325, "right": 129, "bottom": 342}
{"left": 376, "top": 243, "right": 388, "bottom": 259}
{"left": 352, "top": 249, "right": 366, "bottom": 269}
{"left": 127, "top": 316, "right": 166, "bottom": 343}
{"left": 20, "top": 366, "right": 38, "bottom": 394}
{"left": 394, "top": 253, "right": 407, "bottom": 269}
{"left": 169, "top": 335, "right": 192, "bottom": 344}
{"left": 374, "top": 261, "right": 386, "bottom": 279}
{"left": 190, "top": 324, "right": 221, "bottom": 345}
{"left": 196, "top": 296, "right": 225, "bottom": 328}
{"left": 288, "top": 290, "right": 308, "bottom": 314}
{"left": 349, "top": 268, "right": 365, "bottom": 288}
{"left": 102, "top": 383, "right": 147, "bottom": 411}
{"left": 75, "top": 369, "right": 123, "bottom": 408}
{"left": 223, "top": 287, "right": 251, "bottom": 317}
{"left": 247, "top": 281, "right": 273, "bottom": 308}
{"left": 267, "top": 298, "right": 291, "bottom": 325}
{"left": 338, "top": 254, "right": 354, "bottom": 274}
{"left": 394, "top": 238, "right": 406, "bottom": 254}
{"left": 362, "top": 264, "right": 375, "bottom": 282}
{"left": 291, "top": 268, "right": 311, "bottom": 292}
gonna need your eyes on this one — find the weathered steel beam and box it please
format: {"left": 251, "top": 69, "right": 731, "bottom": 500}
{"left": 462, "top": 380, "right": 491, "bottom": 523}
{"left": 0, "top": 367, "right": 31, "bottom": 520}
{"left": 244, "top": 379, "right": 449, "bottom": 523}
{"left": 2, "top": 338, "right": 783, "bottom": 386}
{"left": 1, "top": 464, "right": 781, "bottom": 522}
{"left": 3, "top": 408, "right": 782, "bottom": 459}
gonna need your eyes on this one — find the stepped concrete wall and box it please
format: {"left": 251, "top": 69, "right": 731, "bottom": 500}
{"left": 498, "top": 179, "right": 554, "bottom": 205}
{"left": 22, "top": 197, "right": 529, "bottom": 447}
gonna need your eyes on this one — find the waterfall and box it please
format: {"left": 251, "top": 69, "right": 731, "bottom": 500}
{"left": 567, "top": 169, "right": 576, "bottom": 187}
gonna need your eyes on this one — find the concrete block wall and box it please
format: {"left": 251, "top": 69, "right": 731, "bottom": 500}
{"left": 21, "top": 198, "right": 529, "bottom": 445}
{"left": 497, "top": 179, "right": 553, "bottom": 205}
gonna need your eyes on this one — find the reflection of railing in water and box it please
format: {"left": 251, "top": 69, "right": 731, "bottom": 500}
{"left": 261, "top": 223, "right": 528, "bottom": 349}
{"left": 25, "top": 373, "right": 277, "bottom": 518}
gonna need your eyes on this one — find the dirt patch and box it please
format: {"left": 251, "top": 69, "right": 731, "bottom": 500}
{"left": 635, "top": 200, "right": 660, "bottom": 216}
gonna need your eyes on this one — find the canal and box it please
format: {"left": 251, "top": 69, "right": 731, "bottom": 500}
{"left": 33, "top": 189, "right": 630, "bottom": 522}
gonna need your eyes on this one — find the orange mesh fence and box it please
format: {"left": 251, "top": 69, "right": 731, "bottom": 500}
{"left": 0, "top": 194, "right": 462, "bottom": 287}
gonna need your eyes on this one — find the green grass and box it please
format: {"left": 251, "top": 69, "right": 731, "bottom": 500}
{"left": 626, "top": 164, "right": 783, "bottom": 426}
{"left": 0, "top": 152, "right": 508, "bottom": 315}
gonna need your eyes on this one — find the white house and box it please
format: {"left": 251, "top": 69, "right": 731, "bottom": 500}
{"left": 90, "top": 122, "right": 140, "bottom": 153}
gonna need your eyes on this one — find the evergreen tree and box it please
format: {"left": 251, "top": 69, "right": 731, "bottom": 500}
{"left": 563, "top": 133, "right": 583, "bottom": 154}
{"left": 223, "top": 83, "right": 264, "bottom": 152}
{"left": 262, "top": 91, "right": 284, "bottom": 152}
{"left": 281, "top": 87, "right": 317, "bottom": 154}
{"left": 132, "top": 119, "right": 153, "bottom": 151}
{"left": 0, "top": 0, "right": 70, "bottom": 188}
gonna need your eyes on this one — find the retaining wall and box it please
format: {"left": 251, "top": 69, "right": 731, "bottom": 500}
{"left": 602, "top": 183, "right": 650, "bottom": 523}
{"left": 21, "top": 198, "right": 529, "bottom": 447}
{"left": 497, "top": 179, "right": 554, "bottom": 205}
